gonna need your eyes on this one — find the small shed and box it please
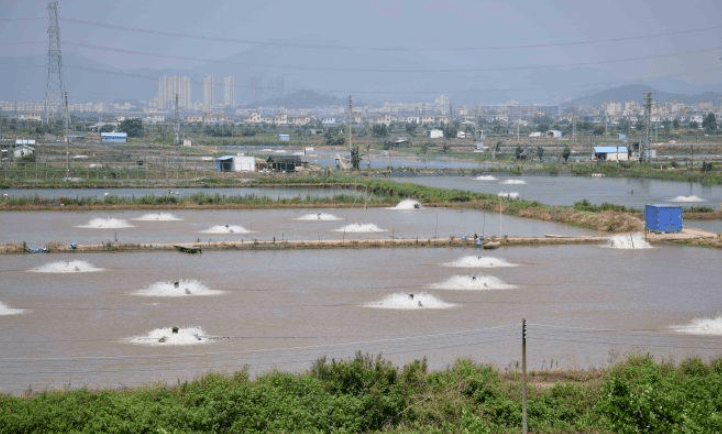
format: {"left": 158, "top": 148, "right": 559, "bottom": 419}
{"left": 215, "top": 155, "right": 257, "bottom": 172}
{"left": 215, "top": 155, "right": 235, "bottom": 172}
{"left": 267, "top": 155, "right": 303, "bottom": 172}
{"left": 645, "top": 204, "right": 683, "bottom": 233}
{"left": 278, "top": 133, "right": 290, "bottom": 142}
{"left": 593, "top": 146, "right": 628, "bottom": 161}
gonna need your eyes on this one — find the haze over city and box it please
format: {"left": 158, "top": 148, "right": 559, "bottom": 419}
{"left": 1, "top": 0, "right": 721, "bottom": 105}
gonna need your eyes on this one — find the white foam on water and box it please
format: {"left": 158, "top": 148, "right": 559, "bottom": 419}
{"left": 200, "top": 225, "right": 252, "bottom": 234}
{"left": 497, "top": 192, "right": 520, "bottom": 199}
{"left": 672, "top": 316, "right": 722, "bottom": 335}
{"left": 296, "top": 213, "right": 342, "bottom": 221}
{"left": 334, "top": 223, "right": 386, "bottom": 233}
{"left": 389, "top": 199, "right": 421, "bottom": 210}
{"left": 31, "top": 260, "right": 104, "bottom": 273}
{"left": 126, "top": 326, "right": 213, "bottom": 346}
{"left": 364, "top": 292, "right": 455, "bottom": 310}
{"left": 76, "top": 217, "right": 134, "bottom": 229}
{"left": 0, "top": 301, "right": 24, "bottom": 316}
{"left": 475, "top": 175, "right": 498, "bottom": 181}
{"left": 430, "top": 274, "right": 516, "bottom": 290}
{"left": 443, "top": 255, "right": 517, "bottom": 268}
{"left": 669, "top": 195, "right": 704, "bottom": 203}
{"left": 501, "top": 179, "right": 526, "bottom": 185}
{"left": 605, "top": 233, "right": 652, "bottom": 249}
{"left": 134, "top": 212, "right": 182, "bottom": 221}
{"left": 131, "top": 279, "right": 224, "bottom": 297}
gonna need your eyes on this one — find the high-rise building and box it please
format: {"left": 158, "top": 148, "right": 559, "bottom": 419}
{"left": 154, "top": 76, "right": 191, "bottom": 109}
{"left": 223, "top": 75, "right": 236, "bottom": 108}
{"left": 203, "top": 75, "right": 214, "bottom": 110}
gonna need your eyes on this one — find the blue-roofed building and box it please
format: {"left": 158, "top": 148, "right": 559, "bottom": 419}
{"left": 101, "top": 132, "right": 128, "bottom": 143}
{"left": 593, "top": 146, "right": 628, "bottom": 161}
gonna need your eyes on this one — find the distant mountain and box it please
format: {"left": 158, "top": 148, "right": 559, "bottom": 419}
{"left": 246, "top": 90, "right": 343, "bottom": 109}
{"left": 571, "top": 84, "right": 722, "bottom": 107}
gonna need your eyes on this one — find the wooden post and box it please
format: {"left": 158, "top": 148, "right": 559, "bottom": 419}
{"left": 522, "top": 318, "right": 528, "bottom": 434}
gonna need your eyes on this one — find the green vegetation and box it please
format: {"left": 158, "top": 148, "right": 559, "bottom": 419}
{"left": 2, "top": 353, "right": 721, "bottom": 433}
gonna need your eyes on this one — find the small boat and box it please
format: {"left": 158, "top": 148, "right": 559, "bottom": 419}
{"left": 174, "top": 245, "right": 202, "bottom": 254}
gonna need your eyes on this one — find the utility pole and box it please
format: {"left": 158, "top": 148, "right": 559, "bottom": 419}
{"left": 522, "top": 318, "right": 528, "bottom": 434}
{"left": 571, "top": 106, "right": 577, "bottom": 148}
{"left": 44, "top": 1, "right": 65, "bottom": 125}
{"left": 642, "top": 92, "right": 653, "bottom": 162}
{"left": 64, "top": 91, "right": 69, "bottom": 176}
{"left": 174, "top": 93, "right": 180, "bottom": 145}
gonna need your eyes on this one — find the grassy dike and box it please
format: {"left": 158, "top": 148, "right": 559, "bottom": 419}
{"left": 2, "top": 353, "right": 722, "bottom": 433}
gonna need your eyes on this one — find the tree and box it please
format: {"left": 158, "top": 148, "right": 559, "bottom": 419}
{"left": 562, "top": 146, "right": 571, "bottom": 162}
{"left": 536, "top": 145, "right": 544, "bottom": 161}
{"left": 702, "top": 113, "right": 716, "bottom": 133}
{"left": 372, "top": 124, "right": 388, "bottom": 138}
{"left": 119, "top": 118, "right": 144, "bottom": 138}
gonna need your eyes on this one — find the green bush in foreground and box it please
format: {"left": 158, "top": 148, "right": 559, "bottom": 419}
{"left": 2, "top": 353, "right": 722, "bottom": 433}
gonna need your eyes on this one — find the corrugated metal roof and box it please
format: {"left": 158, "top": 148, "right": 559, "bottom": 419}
{"left": 594, "top": 146, "right": 628, "bottom": 153}
{"left": 215, "top": 155, "right": 236, "bottom": 161}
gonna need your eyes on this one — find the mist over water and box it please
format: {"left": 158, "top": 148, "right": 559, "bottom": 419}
{"left": 77, "top": 217, "right": 134, "bottom": 229}
{"left": 31, "top": 260, "right": 103, "bottom": 273}
{"left": 126, "top": 326, "right": 213, "bottom": 346}
{"left": 605, "top": 233, "right": 652, "bottom": 249}
{"left": 334, "top": 223, "right": 386, "bottom": 233}
{"left": 430, "top": 274, "right": 516, "bottom": 290}
{"left": 131, "top": 280, "right": 224, "bottom": 297}
{"left": 672, "top": 316, "right": 722, "bottom": 335}
{"left": 134, "top": 212, "right": 182, "bottom": 221}
{"left": 0, "top": 301, "right": 24, "bottom": 316}
{"left": 443, "top": 255, "right": 517, "bottom": 268}
{"left": 364, "top": 293, "right": 455, "bottom": 310}
{"left": 296, "top": 213, "right": 342, "bottom": 221}
{"left": 200, "top": 225, "right": 252, "bottom": 234}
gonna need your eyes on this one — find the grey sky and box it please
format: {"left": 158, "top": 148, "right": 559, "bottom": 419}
{"left": 1, "top": 0, "right": 721, "bottom": 101}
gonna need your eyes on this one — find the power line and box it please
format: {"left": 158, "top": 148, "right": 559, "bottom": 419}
{"left": 58, "top": 17, "right": 722, "bottom": 53}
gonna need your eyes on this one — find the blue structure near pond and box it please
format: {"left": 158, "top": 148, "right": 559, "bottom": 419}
{"left": 645, "top": 204, "right": 683, "bottom": 233}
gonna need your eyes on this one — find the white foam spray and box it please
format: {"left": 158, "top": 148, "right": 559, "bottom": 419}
{"left": 200, "top": 225, "right": 252, "bottom": 234}
{"left": 296, "top": 213, "right": 342, "bottom": 221}
{"left": 0, "top": 301, "right": 24, "bottom": 316}
{"left": 389, "top": 199, "right": 421, "bottom": 210}
{"left": 672, "top": 316, "right": 722, "bottom": 335}
{"left": 501, "top": 179, "right": 526, "bottom": 185}
{"left": 670, "top": 195, "right": 704, "bottom": 203}
{"left": 31, "top": 260, "right": 103, "bottom": 273}
{"left": 131, "top": 279, "right": 224, "bottom": 297}
{"left": 605, "top": 233, "right": 652, "bottom": 249}
{"left": 134, "top": 212, "right": 182, "bottom": 221}
{"left": 430, "top": 274, "right": 516, "bottom": 290}
{"left": 364, "top": 292, "right": 455, "bottom": 310}
{"left": 334, "top": 223, "right": 386, "bottom": 233}
{"left": 77, "top": 217, "right": 134, "bottom": 229}
{"left": 444, "top": 255, "right": 517, "bottom": 268}
{"left": 497, "top": 192, "right": 520, "bottom": 200}
{"left": 126, "top": 326, "right": 213, "bottom": 346}
{"left": 475, "top": 175, "right": 498, "bottom": 181}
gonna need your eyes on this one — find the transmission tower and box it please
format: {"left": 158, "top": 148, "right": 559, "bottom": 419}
{"left": 44, "top": 1, "right": 66, "bottom": 124}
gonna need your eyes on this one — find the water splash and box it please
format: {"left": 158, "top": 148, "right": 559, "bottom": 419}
{"left": 475, "top": 175, "right": 497, "bottom": 181}
{"left": 77, "top": 217, "right": 134, "bottom": 229}
{"left": 131, "top": 279, "right": 224, "bottom": 297}
{"left": 134, "top": 212, "right": 182, "bottom": 221}
{"left": 605, "top": 233, "right": 652, "bottom": 249}
{"left": 31, "top": 260, "right": 103, "bottom": 273}
{"left": 501, "top": 179, "right": 526, "bottom": 185}
{"left": 200, "top": 225, "right": 252, "bottom": 234}
{"left": 0, "top": 301, "right": 24, "bottom": 316}
{"left": 444, "top": 255, "right": 517, "bottom": 268}
{"left": 126, "top": 326, "right": 213, "bottom": 346}
{"left": 430, "top": 274, "right": 516, "bottom": 290}
{"left": 296, "top": 213, "right": 342, "bottom": 221}
{"left": 364, "top": 292, "right": 455, "bottom": 310}
{"left": 670, "top": 195, "right": 704, "bottom": 203}
{"left": 334, "top": 223, "right": 386, "bottom": 233}
{"left": 497, "top": 191, "right": 520, "bottom": 200}
{"left": 672, "top": 316, "right": 722, "bottom": 335}
{"left": 390, "top": 199, "right": 421, "bottom": 210}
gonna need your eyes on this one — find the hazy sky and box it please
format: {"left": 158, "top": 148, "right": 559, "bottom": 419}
{"left": 1, "top": 0, "right": 721, "bottom": 100}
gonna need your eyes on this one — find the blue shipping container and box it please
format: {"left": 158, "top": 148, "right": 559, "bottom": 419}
{"left": 645, "top": 204, "right": 683, "bottom": 233}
